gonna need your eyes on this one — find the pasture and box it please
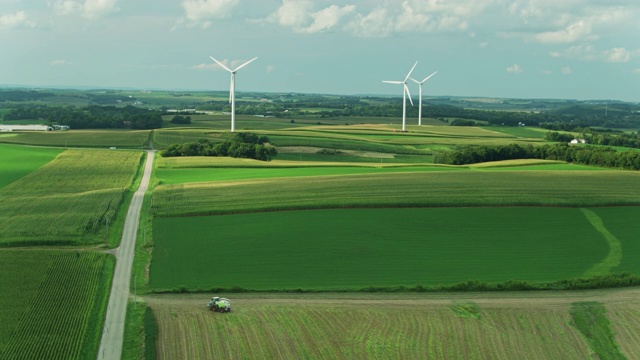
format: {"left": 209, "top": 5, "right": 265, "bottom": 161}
{"left": 0, "top": 143, "right": 61, "bottom": 189}
{"left": 0, "top": 149, "right": 143, "bottom": 246}
{"left": 0, "top": 250, "right": 113, "bottom": 360}
{"left": 148, "top": 207, "right": 637, "bottom": 290}
{"left": 145, "top": 291, "right": 640, "bottom": 360}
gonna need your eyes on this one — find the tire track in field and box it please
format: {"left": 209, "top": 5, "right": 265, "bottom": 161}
{"left": 580, "top": 208, "right": 622, "bottom": 277}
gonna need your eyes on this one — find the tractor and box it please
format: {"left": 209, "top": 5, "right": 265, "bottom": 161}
{"left": 207, "top": 296, "right": 231, "bottom": 313}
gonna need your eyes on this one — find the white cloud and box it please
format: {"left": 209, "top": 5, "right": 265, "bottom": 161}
{"left": 561, "top": 66, "right": 572, "bottom": 75}
{"left": 534, "top": 20, "right": 594, "bottom": 44}
{"left": 182, "top": 0, "right": 239, "bottom": 21}
{"left": 632, "top": 68, "right": 640, "bottom": 75}
{"left": 269, "top": 1, "right": 355, "bottom": 34}
{"left": 345, "top": 7, "right": 393, "bottom": 37}
{"left": 506, "top": 64, "right": 523, "bottom": 74}
{"left": 604, "top": 47, "right": 631, "bottom": 63}
{"left": 549, "top": 44, "right": 597, "bottom": 61}
{"left": 49, "top": 0, "right": 119, "bottom": 19}
{"left": 50, "top": 59, "right": 73, "bottom": 66}
{"left": 266, "top": 65, "right": 275, "bottom": 74}
{"left": 540, "top": 69, "right": 552, "bottom": 75}
{"left": 0, "top": 10, "right": 35, "bottom": 29}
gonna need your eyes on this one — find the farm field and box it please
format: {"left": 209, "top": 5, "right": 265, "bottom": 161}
{"left": 0, "top": 143, "right": 61, "bottom": 189}
{"left": 151, "top": 170, "right": 640, "bottom": 217}
{"left": 149, "top": 207, "right": 635, "bottom": 290}
{"left": 0, "top": 129, "right": 151, "bottom": 149}
{"left": 145, "top": 289, "right": 640, "bottom": 360}
{"left": 0, "top": 149, "right": 143, "bottom": 246}
{"left": 0, "top": 250, "right": 113, "bottom": 360}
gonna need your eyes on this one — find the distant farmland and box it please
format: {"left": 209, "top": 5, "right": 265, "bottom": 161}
{"left": 0, "top": 143, "right": 61, "bottom": 189}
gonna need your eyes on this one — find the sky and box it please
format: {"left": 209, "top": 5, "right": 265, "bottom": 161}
{"left": 1, "top": 0, "right": 639, "bottom": 102}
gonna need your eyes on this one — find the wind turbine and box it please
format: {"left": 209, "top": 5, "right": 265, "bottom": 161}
{"left": 209, "top": 56, "right": 258, "bottom": 132}
{"left": 383, "top": 61, "right": 417, "bottom": 132}
{"left": 411, "top": 71, "right": 437, "bottom": 126}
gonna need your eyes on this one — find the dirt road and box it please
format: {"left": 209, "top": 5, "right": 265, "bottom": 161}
{"left": 98, "top": 151, "right": 154, "bottom": 360}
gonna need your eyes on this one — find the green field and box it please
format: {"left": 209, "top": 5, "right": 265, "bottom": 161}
{"left": 0, "top": 250, "right": 113, "bottom": 360}
{"left": 151, "top": 170, "right": 640, "bottom": 217}
{"left": 0, "top": 149, "right": 143, "bottom": 246}
{"left": 0, "top": 129, "right": 151, "bottom": 148}
{"left": 0, "top": 143, "right": 61, "bottom": 189}
{"left": 149, "top": 207, "right": 634, "bottom": 290}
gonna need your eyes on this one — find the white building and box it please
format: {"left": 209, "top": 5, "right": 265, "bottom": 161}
{"left": 0, "top": 125, "right": 52, "bottom": 132}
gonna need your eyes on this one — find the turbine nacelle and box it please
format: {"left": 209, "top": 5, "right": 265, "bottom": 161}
{"left": 209, "top": 56, "right": 258, "bottom": 132}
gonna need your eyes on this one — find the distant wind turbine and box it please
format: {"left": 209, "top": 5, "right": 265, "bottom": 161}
{"left": 411, "top": 71, "right": 437, "bottom": 126}
{"left": 209, "top": 56, "right": 258, "bottom": 132}
{"left": 383, "top": 61, "right": 417, "bottom": 132}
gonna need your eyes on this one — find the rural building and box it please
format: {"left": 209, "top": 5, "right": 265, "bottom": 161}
{"left": 0, "top": 125, "right": 52, "bottom": 132}
{"left": 570, "top": 138, "right": 587, "bottom": 144}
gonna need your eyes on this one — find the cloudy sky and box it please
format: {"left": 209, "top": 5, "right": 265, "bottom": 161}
{"left": 1, "top": 0, "right": 639, "bottom": 101}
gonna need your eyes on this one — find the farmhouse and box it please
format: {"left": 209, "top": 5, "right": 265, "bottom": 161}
{"left": 570, "top": 138, "right": 587, "bottom": 144}
{"left": 0, "top": 124, "right": 52, "bottom": 132}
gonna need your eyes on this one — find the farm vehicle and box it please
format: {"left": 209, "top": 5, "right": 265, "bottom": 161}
{"left": 207, "top": 297, "right": 231, "bottom": 313}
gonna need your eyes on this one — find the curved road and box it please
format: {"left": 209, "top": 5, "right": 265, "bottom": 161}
{"left": 98, "top": 150, "right": 154, "bottom": 360}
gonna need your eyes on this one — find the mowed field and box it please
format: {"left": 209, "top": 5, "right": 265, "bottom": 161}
{"left": 0, "top": 149, "right": 143, "bottom": 246}
{"left": 145, "top": 289, "right": 640, "bottom": 360}
{"left": 0, "top": 143, "right": 62, "bottom": 188}
{"left": 0, "top": 250, "right": 113, "bottom": 360}
{"left": 0, "top": 129, "right": 151, "bottom": 148}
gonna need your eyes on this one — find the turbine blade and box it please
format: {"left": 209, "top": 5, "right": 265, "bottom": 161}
{"left": 403, "top": 61, "right": 418, "bottom": 83}
{"left": 409, "top": 77, "right": 419, "bottom": 84}
{"left": 404, "top": 84, "right": 413, "bottom": 106}
{"left": 382, "top": 80, "right": 403, "bottom": 84}
{"left": 233, "top": 57, "right": 258, "bottom": 72}
{"left": 210, "top": 56, "right": 232, "bottom": 72}
{"left": 421, "top": 71, "right": 438, "bottom": 83}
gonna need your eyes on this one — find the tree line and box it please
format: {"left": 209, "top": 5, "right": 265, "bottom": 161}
{"left": 3, "top": 105, "right": 162, "bottom": 129}
{"left": 546, "top": 131, "right": 640, "bottom": 149}
{"left": 434, "top": 143, "right": 640, "bottom": 170}
{"left": 160, "top": 133, "right": 278, "bottom": 161}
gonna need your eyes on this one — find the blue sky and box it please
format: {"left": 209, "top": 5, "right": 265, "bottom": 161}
{"left": 1, "top": 0, "right": 639, "bottom": 101}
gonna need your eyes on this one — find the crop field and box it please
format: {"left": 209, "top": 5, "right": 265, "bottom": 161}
{"left": 144, "top": 291, "right": 640, "bottom": 360}
{"left": 149, "top": 207, "right": 639, "bottom": 290}
{"left": 0, "top": 129, "right": 151, "bottom": 148}
{"left": 151, "top": 170, "right": 640, "bottom": 217}
{"left": 0, "top": 250, "right": 113, "bottom": 360}
{"left": 0, "top": 149, "right": 143, "bottom": 246}
{"left": 0, "top": 143, "right": 61, "bottom": 189}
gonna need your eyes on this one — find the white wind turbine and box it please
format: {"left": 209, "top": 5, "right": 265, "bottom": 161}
{"left": 209, "top": 56, "right": 258, "bottom": 132}
{"left": 411, "top": 71, "right": 437, "bottom": 126}
{"left": 383, "top": 61, "right": 417, "bottom": 132}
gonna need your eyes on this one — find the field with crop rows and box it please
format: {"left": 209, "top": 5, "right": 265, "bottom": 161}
{"left": 0, "top": 143, "right": 61, "bottom": 189}
{"left": 146, "top": 293, "right": 620, "bottom": 360}
{"left": 0, "top": 129, "right": 151, "bottom": 148}
{"left": 149, "top": 207, "right": 639, "bottom": 290}
{"left": 0, "top": 149, "right": 143, "bottom": 246}
{"left": 151, "top": 170, "right": 640, "bottom": 217}
{"left": 0, "top": 250, "right": 113, "bottom": 360}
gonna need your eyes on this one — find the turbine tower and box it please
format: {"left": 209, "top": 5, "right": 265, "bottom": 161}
{"left": 209, "top": 56, "right": 258, "bottom": 132}
{"left": 411, "top": 71, "right": 437, "bottom": 126}
{"left": 383, "top": 61, "right": 417, "bottom": 132}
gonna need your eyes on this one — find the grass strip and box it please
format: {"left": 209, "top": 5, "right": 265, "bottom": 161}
{"left": 570, "top": 302, "right": 626, "bottom": 360}
{"left": 581, "top": 209, "right": 623, "bottom": 277}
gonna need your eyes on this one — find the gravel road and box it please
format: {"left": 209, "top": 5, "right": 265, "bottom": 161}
{"left": 97, "top": 150, "right": 154, "bottom": 360}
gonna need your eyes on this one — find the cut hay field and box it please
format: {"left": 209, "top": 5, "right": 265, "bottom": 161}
{"left": 149, "top": 207, "right": 640, "bottom": 291}
{"left": 0, "top": 250, "right": 113, "bottom": 360}
{"left": 0, "top": 143, "right": 61, "bottom": 189}
{"left": 0, "top": 129, "right": 151, "bottom": 148}
{"left": 145, "top": 289, "right": 640, "bottom": 360}
{"left": 151, "top": 170, "right": 640, "bottom": 217}
{"left": 0, "top": 149, "right": 143, "bottom": 246}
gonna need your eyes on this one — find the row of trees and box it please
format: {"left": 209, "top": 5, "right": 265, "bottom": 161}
{"left": 434, "top": 143, "right": 640, "bottom": 170}
{"left": 160, "top": 133, "right": 277, "bottom": 161}
{"left": 545, "top": 131, "right": 640, "bottom": 149}
{"left": 4, "top": 105, "right": 162, "bottom": 129}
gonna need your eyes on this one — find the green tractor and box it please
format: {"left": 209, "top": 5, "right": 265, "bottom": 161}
{"left": 207, "top": 297, "right": 231, "bottom": 313}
